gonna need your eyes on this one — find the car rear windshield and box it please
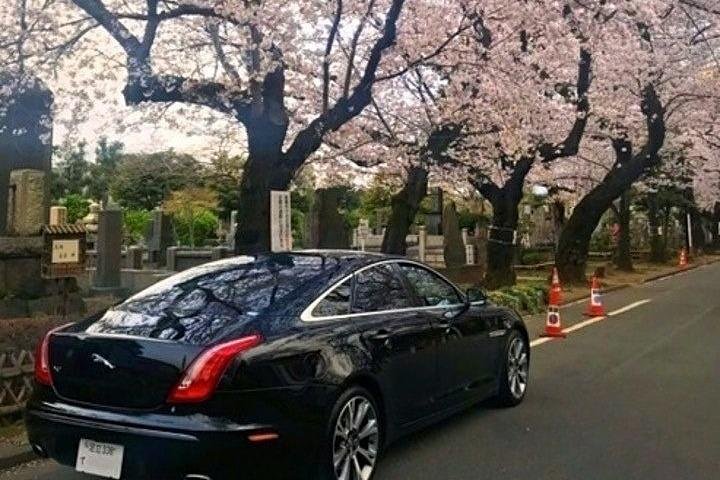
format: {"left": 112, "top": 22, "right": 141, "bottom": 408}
{"left": 86, "top": 254, "right": 340, "bottom": 345}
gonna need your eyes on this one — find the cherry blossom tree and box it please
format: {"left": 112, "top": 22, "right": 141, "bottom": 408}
{"left": 39, "top": 0, "right": 480, "bottom": 253}
{"left": 552, "top": 1, "right": 720, "bottom": 282}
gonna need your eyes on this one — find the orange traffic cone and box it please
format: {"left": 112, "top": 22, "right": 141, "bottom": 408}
{"left": 584, "top": 275, "right": 606, "bottom": 317}
{"left": 679, "top": 248, "right": 688, "bottom": 269}
{"left": 550, "top": 267, "right": 562, "bottom": 305}
{"left": 541, "top": 268, "right": 566, "bottom": 338}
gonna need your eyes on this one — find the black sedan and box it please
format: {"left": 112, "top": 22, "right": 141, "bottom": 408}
{"left": 26, "top": 251, "right": 529, "bottom": 480}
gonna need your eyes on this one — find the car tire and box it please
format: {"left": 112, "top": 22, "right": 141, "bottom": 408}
{"left": 495, "top": 330, "right": 529, "bottom": 407}
{"left": 317, "top": 386, "right": 383, "bottom": 480}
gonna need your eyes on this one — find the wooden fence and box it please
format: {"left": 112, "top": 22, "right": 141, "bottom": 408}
{"left": 0, "top": 350, "right": 35, "bottom": 425}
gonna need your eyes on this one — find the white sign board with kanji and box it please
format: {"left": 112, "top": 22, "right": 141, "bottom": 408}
{"left": 52, "top": 239, "right": 80, "bottom": 264}
{"left": 270, "top": 191, "right": 293, "bottom": 252}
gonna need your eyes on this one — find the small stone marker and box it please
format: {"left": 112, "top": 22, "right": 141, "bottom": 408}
{"left": 49, "top": 206, "right": 68, "bottom": 227}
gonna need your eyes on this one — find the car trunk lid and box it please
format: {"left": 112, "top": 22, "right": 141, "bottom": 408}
{"left": 49, "top": 333, "right": 203, "bottom": 410}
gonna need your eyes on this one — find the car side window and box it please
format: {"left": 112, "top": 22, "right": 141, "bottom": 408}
{"left": 312, "top": 277, "right": 352, "bottom": 317}
{"left": 353, "top": 264, "right": 413, "bottom": 313}
{"left": 399, "top": 264, "right": 462, "bottom": 307}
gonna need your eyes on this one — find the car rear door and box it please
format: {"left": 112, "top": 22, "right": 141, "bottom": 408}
{"left": 397, "top": 263, "right": 498, "bottom": 406}
{"left": 351, "top": 263, "right": 439, "bottom": 426}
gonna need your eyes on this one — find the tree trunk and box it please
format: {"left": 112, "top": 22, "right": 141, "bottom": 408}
{"left": 478, "top": 159, "right": 533, "bottom": 289}
{"left": 485, "top": 192, "right": 522, "bottom": 289}
{"left": 551, "top": 200, "right": 566, "bottom": 247}
{"left": 235, "top": 121, "right": 293, "bottom": 254}
{"left": 712, "top": 204, "right": 720, "bottom": 252}
{"left": 381, "top": 167, "right": 428, "bottom": 255}
{"left": 557, "top": 142, "right": 641, "bottom": 283}
{"left": 647, "top": 192, "right": 667, "bottom": 263}
{"left": 613, "top": 190, "right": 633, "bottom": 271}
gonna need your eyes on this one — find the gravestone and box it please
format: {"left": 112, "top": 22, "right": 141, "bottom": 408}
{"left": 426, "top": 187, "right": 444, "bottom": 235}
{"left": 92, "top": 206, "right": 125, "bottom": 296}
{"left": 126, "top": 246, "right": 143, "bottom": 270}
{"left": 0, "top": 75, "right": 53, "bottom": 235}
{"left": 147, "top": 209, "right": 174, "bottom": 266}
{"left": 6, "top": 169, "right": 47, "bottom": 236}
{"left": 442, "top": 202, "right": 466, "bottom": 268}
{"left": 308, "top": 188, "right": 350, "bottom": 249}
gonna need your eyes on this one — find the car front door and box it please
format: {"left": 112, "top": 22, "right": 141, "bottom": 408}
{"left": 397, "top": 263, "right": 498, "bottom": 406}
{"left": 351, "top": 263, "right": 439, "bottom": 426}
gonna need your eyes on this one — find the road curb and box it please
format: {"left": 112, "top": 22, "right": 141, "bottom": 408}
{"left": 0, "top": 443, "right": 36, "bottom": 471}
{"left": 558, "top": 258, "right": 720, "bottom": 308}
{"left": 642, "top": 258, "right": 720, "bottom": 283}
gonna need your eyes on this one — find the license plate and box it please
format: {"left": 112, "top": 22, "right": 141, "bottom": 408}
{"left": 76, "top": 439, "right": 124, "bottom": 479}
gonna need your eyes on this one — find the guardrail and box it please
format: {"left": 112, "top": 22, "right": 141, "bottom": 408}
{"left": 0, "top": 350, "right": 34, "bottom": 425}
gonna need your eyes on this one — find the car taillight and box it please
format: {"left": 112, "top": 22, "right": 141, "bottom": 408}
{"left": 34, "top": 324, "right": 73, "bottom": 386}
{"left": 167, "top": 335, "right": 263, "bottom": 404}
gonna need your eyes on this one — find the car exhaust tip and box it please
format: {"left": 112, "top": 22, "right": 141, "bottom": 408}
{"left": 31, "top": 444, "right": 48, "bottom": 458}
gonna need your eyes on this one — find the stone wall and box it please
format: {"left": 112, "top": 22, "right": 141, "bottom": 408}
{"left": 0, "top": 236, "right": 44, "bottom": 298}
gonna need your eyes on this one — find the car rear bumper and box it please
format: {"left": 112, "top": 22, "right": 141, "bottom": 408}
{"left": 25, "top": 401, "right": 300, "bottom": 479}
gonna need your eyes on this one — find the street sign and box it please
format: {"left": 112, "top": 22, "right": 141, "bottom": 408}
{"left": 41, "top": 224, "right": 87, "bottom": 279}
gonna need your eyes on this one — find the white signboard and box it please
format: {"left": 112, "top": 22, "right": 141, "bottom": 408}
{"left": 270, "top": 191, "right": 293, "bottom": 252}
{"left": 52, "top": 239, "right": 80, "bottom": 264}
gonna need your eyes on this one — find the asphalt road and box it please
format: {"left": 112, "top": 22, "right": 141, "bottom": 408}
{"left": 3, "top": 262, "right": 719, "bottom": 480}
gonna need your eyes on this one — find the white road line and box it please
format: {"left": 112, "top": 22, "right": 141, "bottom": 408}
{"left": 530, "top": 299, "right": 652, "bottom": 348}
{"left": 530, "top": 337, "right": 552, "bottom": 347}
{"left": 607, "top": 299, "right": 652, "bottom": 316}
{"left": 563, "top": 316, "right": 607, "bottom": 334}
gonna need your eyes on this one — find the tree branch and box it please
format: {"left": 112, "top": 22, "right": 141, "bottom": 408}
{"left": 323, "top": 0, "right": 343, "bottom": 113}
{"left": 537, "top": 48, "right": 593, "bottom": 162}
{"left": 283, "top": 0, "right": 406, "bottom": 168}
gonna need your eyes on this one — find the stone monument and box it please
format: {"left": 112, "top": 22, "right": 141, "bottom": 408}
{"left": 0, "top": 76, "right": 85, "bottom": 317}
{"left": 308, "top": 188, "right": 350, "bottom": 249}
{"left": 0, "top": 75, "right": 53, "bottom": 234}
{"left": 147, "top": 209, "right": 175, "bottom": 267}
{"left": 91, "top": 204, "right": 126, "bottom": 296}
{"left": 426, "top": 187, "right": 444, "bottom": 235}
{"left": 6, "top": 169, "right": 47, "bottom": 236}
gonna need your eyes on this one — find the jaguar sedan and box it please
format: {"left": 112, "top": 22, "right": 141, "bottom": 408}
{"left": 26, "top": 251, "right": 529, "bottom": 480}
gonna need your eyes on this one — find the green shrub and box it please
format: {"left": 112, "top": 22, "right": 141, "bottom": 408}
{"left": 520, "top": 249, "right": 548, "bottom": 265}
{"left": 58, "top": 194, "right": 91, "bottom": 223}
{"left": 488, "top": 291, "right": 522, "bottom": 312}
{"left": 173, "top": 208, "right": 218, "bottom": 247}
{"left": 489, "top": 283, "right": 548, "bottom": 315}
{"left": 123, "top": 210, "right": 152, "bottom": 244}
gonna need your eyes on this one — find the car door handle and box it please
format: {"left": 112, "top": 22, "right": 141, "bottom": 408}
{"left": 371, "top": 330, "right": 392, "bottom": 340}
{"left": 366, "top": 330, "right": 393, "bottom": 348}
{"left": 437, "top": 320, "right": 452, "bottom": 334}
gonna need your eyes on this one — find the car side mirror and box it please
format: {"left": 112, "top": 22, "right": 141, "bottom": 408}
{"left": 466, "top": 287, "right": 487, "bottom": 305}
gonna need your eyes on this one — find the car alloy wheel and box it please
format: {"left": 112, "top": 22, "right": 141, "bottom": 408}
{"left": 332, "top": 395, "right": 380, "bottom": 480}
{"left": 507, "top": 336, "right": 528, "bottom": 399}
